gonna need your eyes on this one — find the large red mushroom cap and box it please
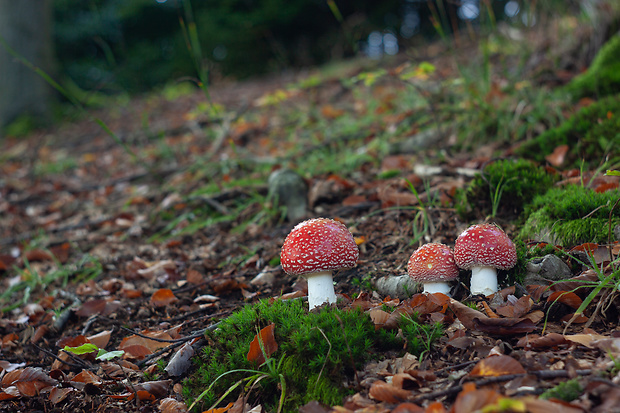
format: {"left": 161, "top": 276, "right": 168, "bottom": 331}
{"left": 280, "top": 218, "right": 359, "bottom": 276}
{"left": 453, "top": 224, "right": 517, "bottom": 270}
{"left": 407, "top": 243, "right": 459, "bottom": 283}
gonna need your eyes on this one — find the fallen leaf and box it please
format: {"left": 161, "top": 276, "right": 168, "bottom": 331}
{"left": 452, "top": 382, "right": 504, "bottom": 413}
{"left": 151, "top": 289, "right": 178, "bottom": 307}
{"left": 545, "top": 144, "right": 569, "bottom": 167}
{"left": 160, "top": 397, "right": 189, "bottom": 413}
{"left": 247, "top": 324, "right": 278, "bottom": 365}
{"left": 165, "top": 342, "right": 194, "bottom": 377}
{"left": 2, "top": 367, "right": 57, "bottom": 397}
{"left": 368, "top": 380, "right": 410, "bottom": 403}
{"left": 468, "top": 355, "right": 526, "bottom": 377}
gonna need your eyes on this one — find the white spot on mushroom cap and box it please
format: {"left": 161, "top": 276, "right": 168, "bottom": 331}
{"left": 280, "top": 218, "right": 359, "bottom": 276}
{"left": 453, "top": 223, "right": 517, "bottom": 270}
{"left": 407, "top": 243, "right": 459, "bottom": 282}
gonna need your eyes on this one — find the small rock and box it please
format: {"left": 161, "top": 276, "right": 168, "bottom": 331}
{"left": 523, "top": 254, "right": 572, "bottom": 285}
{"left": 268, "top": 168, "right": 308, "bottom": 222}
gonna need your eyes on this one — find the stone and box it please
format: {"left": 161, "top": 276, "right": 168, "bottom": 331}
{"left": 268, "top": 168, "right": 308, "bottom": 222}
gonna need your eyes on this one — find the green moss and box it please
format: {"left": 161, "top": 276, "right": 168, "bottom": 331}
{"left": 456, "top": 159, "right": 557, "bottom": 220}
{"left": 516, "top": 94, "right": 620, "bottom": 167}
{"left": 183, "top": 299, "right": 442, "bottom": 412}
{"left": 565, "top": 34, "right": 620, "bottom": 99}
{"left": 540, "top": 378, "right": 583, "bottom": 402}
{"left": 520, "top": 185, "right": 620, "bottom": 246}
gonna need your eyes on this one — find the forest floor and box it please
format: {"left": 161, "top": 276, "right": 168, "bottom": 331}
{"left": 0, "top": 11, "right": 620, "bottom": 413}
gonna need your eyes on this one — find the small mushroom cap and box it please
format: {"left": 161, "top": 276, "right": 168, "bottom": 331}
{"left": 453, "top": 224, "right": 517, "bottom": 270}
{"left": 280, "top": 218, "right": 359, "bottom": 276}
{"left": 407, "top": 243, "right": 459, "bottom": 283}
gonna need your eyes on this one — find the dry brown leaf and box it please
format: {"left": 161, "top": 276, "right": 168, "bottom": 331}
{"left": 391, "top": 402, "right": 424, "bottom": 413}
{"left": 247, "top": 324, "right": 278, "bottom": 365}
{"left": 564, "top": 333, "right": 609, "bottom": 348}
{"left": 71, "top": 370, "right": 101, "bottom": 385}
{"left": 468, "top": 355, "right": 526, "bottom": 377}
{"left": 87, "top": 330, "right": 111, "bottom": 349}
{"left": 547, "top": 291, "right": 582, "bottom": 309}
{"left": 2, "top": 367, "right": 57, "bottom": 397}
{"left": 517, "top": 332, "right": 568, "bottom": 349}
{"left": 452, "top": 382, "right": 503, "bottom": 413}
{"left": 545, "top": 144, "right": 569, "bottom": 167}
{"left": 520, "top": 396, "right": 583, "bottom": 413}
{"left": 120, "top": 344, "right": 152, "bottom": 359}
{"left": 75, "top": 299, "right": 107, "bottom": 317}
{"left": 48, "top": 387, "right": 74, "bottom": 404}
{"left": 160, "top": 397, "right": 189, "bottom": 413}
{"left": 368, "top": 380, "right": 410, "bottom": 403}
{"left": 368, "top": 308, "right": 390, "bottom": 330}
{"left": 151, "top": 288, "right": 179, "bottom": 307}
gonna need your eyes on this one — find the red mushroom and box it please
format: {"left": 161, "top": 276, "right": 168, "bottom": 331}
{"left": 453, "top": 223, "right": 517, "bottom": 296}
{"left": 280, "top": 218, "right": 359, "bottom": 309}
{"left": 407, "top": 243, "right": 459, "bottom": 296}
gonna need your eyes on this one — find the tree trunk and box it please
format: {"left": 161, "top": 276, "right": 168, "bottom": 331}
{"left": 0, "top": 0, "right": 54, "bottom": 135}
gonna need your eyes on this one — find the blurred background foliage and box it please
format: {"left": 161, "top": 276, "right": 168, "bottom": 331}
{"left": 53, "top": 0, "right": 582, "bottom": 94}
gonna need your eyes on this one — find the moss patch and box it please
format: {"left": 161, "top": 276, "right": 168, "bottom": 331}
{"left": 520, "top": 185, "right": 620, "bottom": 246}
{"left": 183, "top": 299, "right": 442, "bottom": 412}
{"left": 565, "top": 34, "right": 620, "bottom": 100}
{"left": 456, "top": 158, "right": 557, "bottom": 220}
{"left": 515, "top": 94, "right": 620, "bottom": 167}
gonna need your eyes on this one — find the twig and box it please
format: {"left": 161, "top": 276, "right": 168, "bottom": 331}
{"left": 32, "top": 344, "right": 85, "bottom": 370}
{"left": 410, "top": 369, "right": 593, "bottom": 403}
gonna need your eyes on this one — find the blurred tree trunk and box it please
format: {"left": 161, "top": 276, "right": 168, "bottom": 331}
{"left": 0, "top": 0, "right": 54, "bottom": 136}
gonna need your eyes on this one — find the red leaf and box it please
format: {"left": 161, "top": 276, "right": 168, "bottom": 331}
{"left": 547, "top": 291, "right": 582, "bottom": 309}
{"left": 247, "top": 324, "right": 278, "bottom": 365}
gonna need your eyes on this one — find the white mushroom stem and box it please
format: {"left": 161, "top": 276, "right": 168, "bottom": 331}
{"left": 305, "top": 270, "right": 337, "bottom": 310}
{"left": 422, "top": 282, "right": 451, "bottom": 296}
{"left": 470, "top": 266, "right": 498, "bottom": 296}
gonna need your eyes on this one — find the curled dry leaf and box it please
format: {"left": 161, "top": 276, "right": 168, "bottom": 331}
{"left": 368, "top": 380, "right": 410, "bottom": 403}
{"left": 160, "top": 397, "right": 189, "bottom": 413}
{"left": 468, "top": 355, "right": 526, "bottom": 377}
{"left": 165, "top": 342, "right": 195, "bottom": 377}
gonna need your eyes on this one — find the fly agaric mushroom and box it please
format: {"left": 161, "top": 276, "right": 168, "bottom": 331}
{"left": 453, "top": 223, "right": 517, "bottom": 296}
{"left": 280, "top": 218, "right": 359, "bottom": 309}
{"left": 407, "top": 243, "right": 459, "bottom": 296}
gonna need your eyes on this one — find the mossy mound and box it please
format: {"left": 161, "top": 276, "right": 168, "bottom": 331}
{"left": 565, "top": 34, "right": 620, "bottom": 99}
{"left": 456, "top": 159, "right": 557, "bottom": 220}
{"left": 183, "top": 299, "right": 442, "bottom": 412}
{"left": 520, "top": 185, "right": 620, "bottom": 246}
{"left": 515, "top": 94, "right": 620, "bottom": 167}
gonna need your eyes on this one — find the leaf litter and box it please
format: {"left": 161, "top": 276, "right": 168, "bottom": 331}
{"left": 0, "top": 14, "right": 620, "bottom": 413}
